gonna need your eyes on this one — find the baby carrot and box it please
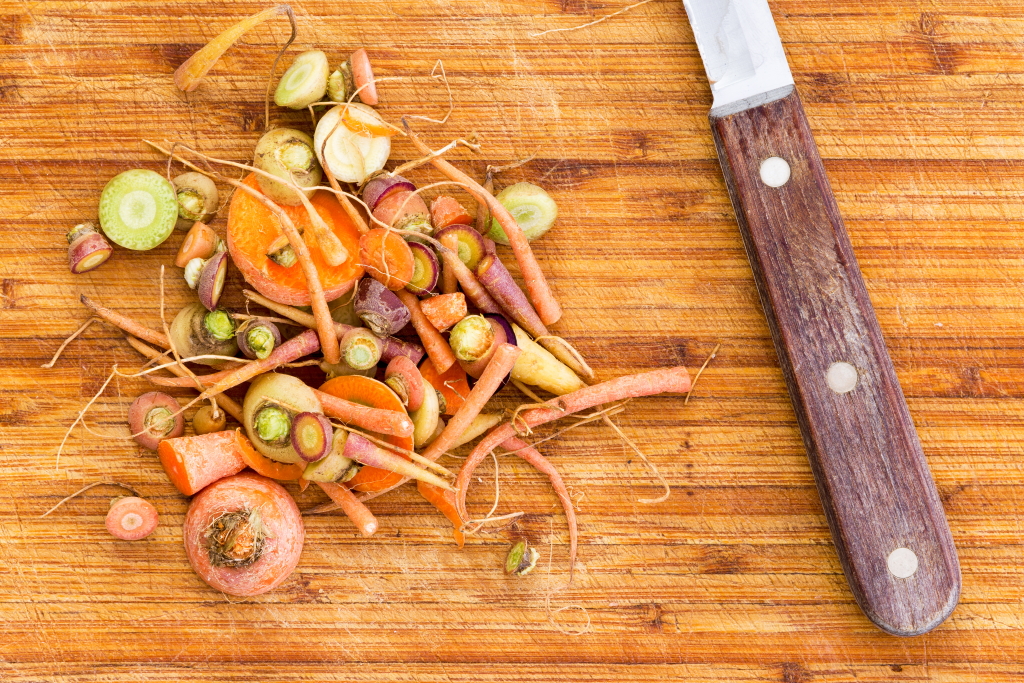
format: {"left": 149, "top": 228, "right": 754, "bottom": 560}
{"left": 316, "top": 481, "right": 378, "bottom": 537}
{"left": 311, "top": 388, "right": 415, "bottom": 437}
{"left": 396, "top": 289, "right": 456, "bottom": 373}
{"left": 81, "top": 295, "right": 168, "bottom": 349}
{"left": 194, "top": 329, "right": 320, "bottom": 404}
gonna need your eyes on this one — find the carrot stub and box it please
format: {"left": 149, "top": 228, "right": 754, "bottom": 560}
{"left": 158, "top": 430, "right": 247, "bottom": 496}
{"left": 419, "top": 292, "right": 467, "bottom": 333}
{"left": 429, "top": 195, "right": 473, "bottom": 230}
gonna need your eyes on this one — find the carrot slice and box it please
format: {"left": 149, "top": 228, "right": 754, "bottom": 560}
{"left": 227, "top": 173, "right": 363, "bottom": 306}
{"left": 429, "top": 195, "right": 472, "bottom": 230}
{"left": 318, "top": 375, "right": 414, "bottom": 492}
{"left": 419, "top": 357, "right": 470, "bottom": 416}
{"left": 158, "top": 430, "right": 247, "bottom": 496}
{"left": 234, "top": 429, "right": 304, "bottom": 481}
{"left": 358, "top": 228, "right": 415, "bottom": 291}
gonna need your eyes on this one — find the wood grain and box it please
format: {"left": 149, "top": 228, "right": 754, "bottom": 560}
{"left": 2, "top": 0, "right": 1024, "bottom": 680}
{"left": 711, "top": 87, "right": 960, "bottom": 636}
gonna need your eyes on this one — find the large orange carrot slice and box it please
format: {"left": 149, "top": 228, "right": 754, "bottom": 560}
{"left": 158, "top": 430, "right": 247, "bottom": 496}
{"left": 227, "top": 173, "right": 363, "bottom": 306}
{"left": 317, "top": 375, "right": 414, "bottom": 492}
{"left": 358, "top": 228, "right": 415, "bottom": 291}
{"left": 419, "top": 357, "right": 470, "bottom": 416}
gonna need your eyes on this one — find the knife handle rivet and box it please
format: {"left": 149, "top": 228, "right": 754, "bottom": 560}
{"left": 759, "top": 156, "right": 791, "bottom": 187}
{"left": 826, "top": 361, "right": 858, "bottom": 394}
{"left": 887, "top": 548, "right": 919, "bottom": 578}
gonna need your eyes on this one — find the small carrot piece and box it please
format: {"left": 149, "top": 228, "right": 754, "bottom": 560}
{"left": 359, "top": 228, "right": 415, "bottom": 291}
{"left": 105, "top": 497, "right": 159, "bottom": 540}
{"left": 421, "top": 343, "right": 521, "bottom": 463}
{"left": 349, "top": 48, "right": 378, "bottom": 106}
{"left": 125, "top": 336, "right": 244, "bottom": 423}
{"left": 158, "top": 430, "right": 247, "bottom": 496}
{"left": 419, "top": 357, "right": 470, "bottom": 416}
{"left": 405, "top": 125, "right": 562, "bottom": 325}
{"left": 417, "top": 481, "right": 465, "bottom": 547}
{"left": 81, "top": 295, "right": 168, "bottom": 349}
{"left": 419, "top": 293, "right": 467, "bottom": 333}
{"left": 175, "top": 221, "right": 219, "bottom": 268}
{"left": 454, "top": 367, "right": 692, "bottom": 518}
{"left": 234, "top": 429, "right": 304, "bottom": 481}
{"left": 242, "top": 289, "right": 424, "bottom": 364}
{"left": 312, "top": 388, "right": 414, "bottom": 437}
{"left": 430, "top": 195, "right": 473, "bottom": 230}
{"left": 396, "top": 289, "right": 456, "bottom": 373}
{"left": 315, "top": 481, "right": 378, "bottom": 537}
{"left": 436, "top": 246, "right": 502, "bottom": 314}
{"left": 194, "top": 329, "right": 320, "bottom": 404}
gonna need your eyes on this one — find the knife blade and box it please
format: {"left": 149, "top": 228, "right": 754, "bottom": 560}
{"left": 682, "top": 0, "right": 961, "bottom": 636}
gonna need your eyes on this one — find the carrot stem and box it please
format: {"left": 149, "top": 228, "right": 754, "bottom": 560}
{"left": 421, "top": 343, "right": 521, "bottom": 463}
{"left": 81, "top": 295, "right": 168, "bottom": 349}
{"left": 395, "top": 289, "right": 456, "bottom": 373}
{"left": 404, "top": 122, "right": 562, "bottom": 325}
{"left": 312, "top": 388, "right": 414, "bottom": 438}
{"left": 454, "top": 367, "right": 691, "bottom": 519}
{"left": 315, "top": 481, "right": 378, "bottom": 536}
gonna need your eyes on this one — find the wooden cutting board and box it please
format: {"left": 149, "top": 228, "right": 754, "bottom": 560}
{"left": 2, "top": 0, "right": 1023, "bottom": 680}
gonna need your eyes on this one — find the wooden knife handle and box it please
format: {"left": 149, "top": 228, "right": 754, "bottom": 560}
{"left": 710, "top": 86, "right": 961, "bottom": 636}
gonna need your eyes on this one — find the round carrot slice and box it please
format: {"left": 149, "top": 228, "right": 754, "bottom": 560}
{"left": 318, "top": 375, "right": 412, "bottom": 492}
{"left": 227, "top": 173, "right": 364, "bottom": 306}
{"left": 419, "top": 357, "right": 471, "bottom": 416}
{"left": 359, "top": 228, "right": 414, "bottom": 291}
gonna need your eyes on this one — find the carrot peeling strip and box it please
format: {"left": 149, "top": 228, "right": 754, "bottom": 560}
{"left": 404, "top": 124, "right": 562, "bottom": 325}
{"left": 312, "top": 388, "right": 414, "bottom": 437}
{"left": 315, "top": 481, "right": 378, "bottom": 536}
{"left": 421, "top": 343, "right": 521, "bottom": 463}
{"left": 194, "top": 329, "right": 320, "bottom": 404}
{"left": 454, "top": 367, "right": 691, "bottom": 520}
{"left": 396, "top": 289, "right": 456, "bottom": 373}
{"left": 82, "top": 295, "right": 168, "bottom": 349}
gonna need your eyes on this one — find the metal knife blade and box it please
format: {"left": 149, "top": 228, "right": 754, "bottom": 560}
{"left": 682, "top": 0, "right": 961, "bottom": 636}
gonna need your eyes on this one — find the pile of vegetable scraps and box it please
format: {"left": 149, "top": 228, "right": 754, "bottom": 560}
{"left": 48, "top": 4, "right": 692, "bottom": 597}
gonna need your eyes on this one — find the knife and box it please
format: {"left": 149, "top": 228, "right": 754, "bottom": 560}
{"left": 681, "top": 0, "right": 961, "bottom": 636}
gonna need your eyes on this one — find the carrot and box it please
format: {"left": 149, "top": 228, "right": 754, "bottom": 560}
{"left": 175, "top": 221, "right": 219, "bottom": 268}
{"left": 312, "top": 388, "right": 414, "bottom": 437}
{"left": 439, "top": 233, "right": 459, "bottom": 294}
{"left": 417, "top": 481, "right": 465, "bottom": 547}
{"left": 501, "top": 435, "right": 578, "bottom": 578}
{"left": 315, "top": 481, "right": 378, "bottom": 537}
{"left": 317, "top": 375, "right": 414, "bottom": 492}
{"left": 419, "top": 293, "right": 467, "bottom": 333}
{"left": 419, "top": 357, "right": 470, "bottom": 416}
{"left": 81, "top": 295, "right": 168, "bottom": 349}
{"left": 430, "top": 195, "right": 473, "bottom": 230}
{"left": 349, "top": 48, "right": 378, "bottom": 106}
{"left": 158, "top": 430, "right": 247, "bottom": 496}
{"left": 183, "top": 472, "right": 304, "bottom": 597}
{"left": 454, "top": 367, "right": 691, "bottom": 519}
{"left": 421, "top": 344, "right": 520, "bottom": 463}
{"left": 124, "top": 335, "right": 244, "bottom": 424}
{"left": 359, "top": 228, "right": 415, "bottom": 291}
{"left": 396, "top": 289, "right": 456, "bottom": 373}
{"left": 242, "top": 289, "right": 424, "bottom": 365}
{"left": 193, "top": 329, "right": 320, "bottom": 405}
{"left": 436, "top": 245, "right": 502, "bottom": 314}
{"left": 234, "top": 429, "right": 304, "bottom": 481}
{"left": 405, "top": 125, "right": 562, "bottom": 325}
{"left": 105, "top": 497, "right": 159, "bottom": 540}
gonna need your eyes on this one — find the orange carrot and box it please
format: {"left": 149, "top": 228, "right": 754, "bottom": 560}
{"left": 436, "top": 245, "right": 502, "bottom": 314}
{"left": 419, "top": 357, "right": 470, "bottom": 416}
{"left": 183, "top": 472, "right": 304, "bottom": 597}
{"left": 158, "top": 430, "right": 247, "bottom": 496}
{"left": 419, "top": 293, "right": 467, "bottom": 333}
{"left": 312, "top": 388, "right": 414, "bottom": 437}
{"left": 454, "top": 367, "right": 691, "bottom": 519}
{"left": 175, "top": 221, "right": 219, "bottom": 268}
{"left": 318, "top": 375, "right": 414, "bottom": 492}
{"left": 193, "top": 329, "right": 319, "bottom": 404}
{"left": 396, "top": 289, "right": 456, "bottom": 373}
{"left": 439, "top": 233, "right": 459, "bottom": 294}
{"left": 417, "top": 481, "right": 465, "bottom": 547}
{"left": 405, "top": 125, "right": 562, "bottom": 325}
{"left": 359, "top": 228, "right": 415, "bottom": 291}
{"left": 421, "top": 343, "right": 520, "bottom": 463}
{"left": 315, "top": 481, "right": 378, "bottom": 536}
{"left": 105, "top": 497, "right": 159, "bottom": 540}
{"left": 429, "top": 195, "right": 473, "bottom": 230}
{"left": 81, "top": 295, "right": 168, "bottom": 349}
{"left": 234, "top": 429, "right": 304, "bottom": 481}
